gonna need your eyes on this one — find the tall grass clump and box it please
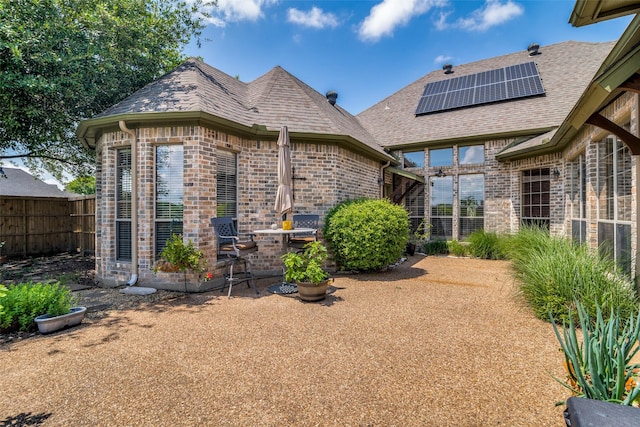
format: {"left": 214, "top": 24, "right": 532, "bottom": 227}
{"left": 467, "top": 229, "right": 509, "bottom": 259}
{"left": 507, "top": 226, "right": 637, "bottom": 323}
{"left": 324, "top": 198, "right": 409, "bottom": 272}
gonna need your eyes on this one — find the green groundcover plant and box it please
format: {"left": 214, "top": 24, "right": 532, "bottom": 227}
{"left": 0, "top": 282, "right": 78, "bottom": 332}
{"left": 324, "top": 198, "right": 408, "bottom": 272}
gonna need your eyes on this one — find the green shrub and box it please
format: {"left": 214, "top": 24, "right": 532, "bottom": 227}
{"left": 323, "top": 198, "right": 409, "bottom": 271}
{"left": 424, "top": 239, "right": 449, "bottom": 255}
{"left": 0, "top": 282, "right": 78, "bottom": 332}
{"left": 507, "top": 226, "right": 637, "bottom": 323}
{"left": 468, "top": 229, "right": 508, "bottom": 260}
{"left": 447, "top": 240, "right": 468, "bottom": 257}
{"left": 552, "top": 302, "right": 640, "bottom": 406}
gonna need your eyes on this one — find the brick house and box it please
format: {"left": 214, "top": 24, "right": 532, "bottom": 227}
{"left": 77, "top": 2, "right": 640, "bottom": 290}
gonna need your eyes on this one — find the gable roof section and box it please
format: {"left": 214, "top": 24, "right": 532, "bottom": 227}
{"left": 78, "top": 59, "right": 391, "bottom": 161}
{"left": 498, "top": 14, "right": 640, "bottom": 160}
{"left": 357, "top": 41, "right": 615, "bottom": 150}
{"left": 0, "top": 167, "right": 71, "bottom": 198}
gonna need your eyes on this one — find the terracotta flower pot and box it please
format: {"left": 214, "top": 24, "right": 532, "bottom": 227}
{"left": 296, "top": 279, "right": 330, "bottom": 302}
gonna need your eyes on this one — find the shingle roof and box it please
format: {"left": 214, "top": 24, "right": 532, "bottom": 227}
{"left": 0, "top": 167, "right": 72, "bottom": 198}
{"left": 357, "top": 41, "right": 616, "bottom": 149}
{"left": 95, "top": 59, "right": 388, "bottom": 158}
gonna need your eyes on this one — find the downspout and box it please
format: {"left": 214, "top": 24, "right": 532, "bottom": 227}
{"left": 380, "top": 161, "right": 391, "bottom": 198}
{"left": 119, "top": 121, "right": 138, "bottom": 286}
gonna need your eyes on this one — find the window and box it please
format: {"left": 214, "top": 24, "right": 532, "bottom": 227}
{"left": 459, "top": 174, "right": 484, "bottom": 239}
{"left": 116, "top": 148, "right": 132, "bottom": 261}
{"left": 405, "top": 183, "right": 425, "bottom": 235}
{"left": 430, "top": 176, "right": 453, "bottom": 239}
{"left": 429, "top": 148, "right": 453, "bottom": 167}
{"left": 521, "top": 168, "right": 550, "bottom": 229}
{"left": 155, "top": 145, "right": 184, "bottom": 257}
{"left": 459, "top": 146, "right": 484, "bottom": 165}
{"left": 569, "top": 154, "right": 586, "bottom": 244}
{"left": 403, "top": 151, "right": 424, "bottom": 168}
{"left": 217, "top": 150, "right": 237, "bottom": 218}
{"left": 597, "top": 135, "right": 632, "bottom": 275}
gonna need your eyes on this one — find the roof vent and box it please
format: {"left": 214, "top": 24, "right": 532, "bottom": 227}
{"left": 527, "top": 43, "right": 540, "bottom": 56}
{"left": 443, "top": 63, "right": 453, "bottom": 74}
{"left": 326, "top": 90, "right": 338, "bottom": 106}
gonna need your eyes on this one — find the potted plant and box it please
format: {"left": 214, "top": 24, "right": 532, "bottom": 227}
{"left": 281, "top": 241, "right": 331, "bottom": 302}
{"left": 26, "top": 282, "right": 85, "bottom": 334}
{"left": 153, "top": 234, "right": 207, "bottom": 291}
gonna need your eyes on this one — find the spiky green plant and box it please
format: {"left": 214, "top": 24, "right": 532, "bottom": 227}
{"left": 551, "top": 302, "right": 640, "bottom": 406}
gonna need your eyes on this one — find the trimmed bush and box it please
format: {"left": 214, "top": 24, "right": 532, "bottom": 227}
{"left": 324, "top": 198, "right": 409, "bottom": 271}
{"left": 507, "top": 226, "right": 637, "bottom": 323}
{"left": 424, "top": 240, "right": 449, "bottom": 255}
{"left": 0, "top": 282, "right": 78, "bottom": 332}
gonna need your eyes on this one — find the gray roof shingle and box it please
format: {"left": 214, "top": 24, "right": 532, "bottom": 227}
{"left": 357, "top": 41, "right": 615, "bottom": 148}
{"left": 0, "top": 167, "right": 72, "bottom": 198}
{"left": 96, "top": 59, "right": 387, "bottom": 158}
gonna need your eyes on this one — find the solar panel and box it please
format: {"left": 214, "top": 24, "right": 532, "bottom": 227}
{"left": 415, "top": 61, "right": 545, "bottom": 115}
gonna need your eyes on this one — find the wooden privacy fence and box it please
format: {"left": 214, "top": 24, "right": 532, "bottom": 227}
{"left": 0, "top": 195, "right": 95, "bottom": 257}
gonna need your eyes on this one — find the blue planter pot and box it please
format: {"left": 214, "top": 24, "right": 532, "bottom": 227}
{"left": 34, "top": 306, "right": 87, "bottom": 334}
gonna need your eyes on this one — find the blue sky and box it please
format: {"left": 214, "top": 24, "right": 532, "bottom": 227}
{"left": 185, "top": 0, "right": 632, "bottom": 114}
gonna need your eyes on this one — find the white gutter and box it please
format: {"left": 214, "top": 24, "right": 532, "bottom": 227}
{"left": 118, "top": 121, "right": 138, "bottom": 286}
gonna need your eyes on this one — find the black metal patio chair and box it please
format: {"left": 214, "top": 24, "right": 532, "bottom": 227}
{"left": 210, "top": 217, "right": 259, "bottom": 297}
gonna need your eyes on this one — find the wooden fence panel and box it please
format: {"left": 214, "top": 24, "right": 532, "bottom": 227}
{"left": 69, "top": 196, "right": 96, "bottom": 255}
{"left": 0, "top": 196, "right": 95, "bottom": 257}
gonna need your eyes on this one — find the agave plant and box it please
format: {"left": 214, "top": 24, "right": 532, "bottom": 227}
{"left": 551, "top": 301, "right": 640, "bottom": 406}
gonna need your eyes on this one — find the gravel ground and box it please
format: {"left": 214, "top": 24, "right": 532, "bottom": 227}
{"left": 0, "top": 255, "right": 568, "bottom": 426}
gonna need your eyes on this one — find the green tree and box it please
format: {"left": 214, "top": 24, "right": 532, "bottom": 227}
{"left": 65, "top": 176, "right": 96, "bottom": 195}
{"left": 0, "top": 0, "right": 214, "bottom": 181}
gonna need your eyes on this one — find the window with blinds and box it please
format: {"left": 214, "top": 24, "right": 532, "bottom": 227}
{"left": 429, "top": 176, "right": 453, "bottom": 239}
{"left": 155, "top": 145, "right": 184, "bottom": 256}
{"left": 597, "top": 134, "right": 632, "bottom": 276}
{"left": 405, "top": 182, "right": 425, "bottom": 235}
{"left": 570, "top": 154, "right": 587, "bottom": 244}
{"left": 459, "top": 174, "right": 484, "bottom": 239}
{"left": 217, "top": 150, "right": 237, "bottom": 218}
{"left": 116, "top": 148, "right": 132, "bottom": 261}
{"left": 521, "top": 168, "right": 550, "bottom": 229}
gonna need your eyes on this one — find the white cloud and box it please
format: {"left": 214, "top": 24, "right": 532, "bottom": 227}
{"left": 434, "top": 54, "right": 452, "bottom": 64}
{"left": 358, "top": 0, "right": 447, "bottom": 42}
{"left": 288, "top": 7, "right": 338, "bottom": 29}
{"left": 203, "top": 0, "right": 278, "bottom": 27}
{"left": 454, "top": 0, "right": 523, "bottom": 31}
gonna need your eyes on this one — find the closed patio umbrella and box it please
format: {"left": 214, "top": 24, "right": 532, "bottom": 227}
{"left": 274, "top": 125, "right": 293, "bottom": 218}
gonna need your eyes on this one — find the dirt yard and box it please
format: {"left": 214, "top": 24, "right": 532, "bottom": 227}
{"left": 1, "top": 254, "right": 569, "bottom": 426}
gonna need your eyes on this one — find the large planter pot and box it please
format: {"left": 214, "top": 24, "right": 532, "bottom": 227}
{"left": 34, "top": 306, "right": 87, "bottom": 334}
{"left": 296, "top": 280, "right": 330, "bottom": 302}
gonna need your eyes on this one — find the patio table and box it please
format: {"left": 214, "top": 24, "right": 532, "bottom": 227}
{"left": 252, "top": 227, "right": 315, "bottom": 251}
{"left": 253, "top": 227, "right": 316, "bottom": 294}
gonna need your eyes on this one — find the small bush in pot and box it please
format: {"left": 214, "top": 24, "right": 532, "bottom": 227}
{"left": 282, "top": 241, "right": 329, "bottom": 285}
{"left": 282, "top": 241, "right": 331, "bottom": 302}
